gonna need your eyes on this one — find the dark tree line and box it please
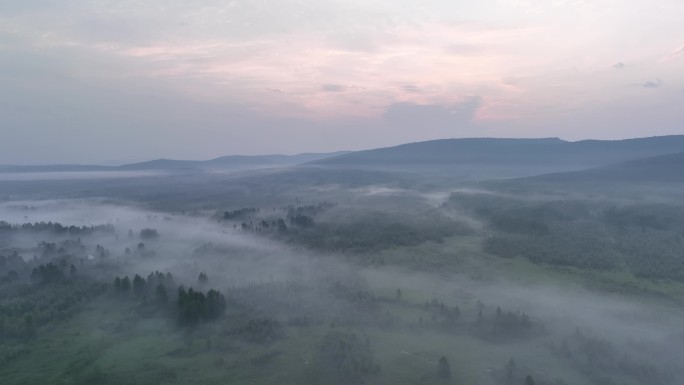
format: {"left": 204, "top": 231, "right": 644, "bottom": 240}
{"left": 113, "top": 271, "right": 175, "bottom": 299}
{"left": 0, "top": 252, "right": 26, "bottom": 276}
{"left": 549, "top": 329, "right": 679, "bottom": 385}
{"left": 330, "top": 281, "right": 379, "bottom": 314}
{"left": 289, "top": 214, "right": 314, "bottom": 228}
{"left": 423, "top": 298, "right": 461, "bottom": 330}
{"left": 139, "top": 228, "right": 159, "bottom": 240}
{"left": 284, "top": 202, "right": 336, "bottom": 228}
{"left": 286, "top": 202, "right": 335, "bottom": 217}
{"left": 0, "top": 221, "right": 115, "bottom": 236}
{"left": 38, "top": 239, "right": 87, "bottom": 260}
{"left": 241, "top": 218, "right": 288, "bottom": 233}
{"left": 225, "top": 318, "right": 284, "bottom": 344}
{"left": 461, "top": 194, "right": 684, "bottom": 281}
{"left": 230, "top": 202, "right": 470, "bottom": 254}
{"left": 311, "top": 330, "right": 380, "bottom": 385}
{"left": 0, "top": 275, "right": 106, "bottom": 340}
{"left": 284, "top": 211, "right": 470, "bottom": 254}
{"left": 473, "top": 305, "right": 537, "bottom": 342}
{"left": 30, "top": 262, "right": 76, "bottom": 285}
{"left": 222, "top": 207, "right": 259, "bottom": 220}
{"left": 112, "top": 271, "right": 226, "bottom": 327}
{"left": 177, "top": 286, "right": 226, "bottom": 327}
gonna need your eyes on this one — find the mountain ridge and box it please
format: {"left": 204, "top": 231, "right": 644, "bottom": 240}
{"left": 0, "top": 152, "right": 351, "bottom": 173}
{"left": 2, "top": 135, "right": 683, "bottom": 174}
{"left": 311, "top": 135, "right": 684, "bottom": 167}
{"left": 520, "top": 151, "right": 684, "bottom": 184}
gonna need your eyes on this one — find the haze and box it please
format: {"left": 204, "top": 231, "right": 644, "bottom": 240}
{"left": 2, "top": 2, "right": 684, "bottom": 385}
{"left": 2, "top": 0, "right": 684, "bottom": 164}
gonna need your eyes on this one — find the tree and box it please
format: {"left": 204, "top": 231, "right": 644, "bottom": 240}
{"left": 155, "top": 284, "right": 168, "bottom": 304}
{"left": 132, "top": 274, "right": 146, "bottom": 296}
{"left": 176, "top": 286, "right": 226, "bottom": 327}
{"left": 313, "top": 330, "right": 380, "bottom": 385}
{"left": 31, "top": 262, "right": 64, "bottom": 284}
{"left": 7, "top": 270, "right": 19, "bottom": 281}
{"left": 121, "top": 276, "right": 131, "bottom": 292}
{"left": 505, "top": 358, "right": 517, "bottom": 384}
{"left": 525, "top": 375, "right": 536, "bottom": 385}
{"left": 290, "top": 214, "right": 314, "bottom": 228}
{"left": 277, "top": 218, "right": 288, "bottom": 233}
{"left": 198, "top": 272, "right": 208, "bottom": 285}
{"left": 140, "top": 228, "right": 159, "bottom": 240}
{"left": 205, "top": 289, "right": 226, "bottom": 319}
{"left": 437, "top": 356, "right": 451, "bottom": 380}
{"left": 177, "top": 285, "right": 187, "bottom": 304}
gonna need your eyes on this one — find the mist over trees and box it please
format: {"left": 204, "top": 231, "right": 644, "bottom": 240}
{"left": 2, "top": 136, "right": 684, "bottom": 385}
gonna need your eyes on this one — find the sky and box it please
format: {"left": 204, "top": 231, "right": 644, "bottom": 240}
{"left": 1, "top": 0, "right": 683, "bottom": 164}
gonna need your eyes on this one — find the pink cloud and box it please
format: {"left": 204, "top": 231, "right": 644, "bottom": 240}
{"left": 659, "top": 43, "right": 684, "bottom": 62}
{"left": 73, "top": 21, "right": 610, "bottom": 124}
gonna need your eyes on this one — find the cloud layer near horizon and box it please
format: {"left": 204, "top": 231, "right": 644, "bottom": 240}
{"left": 1, "top": 0, "right": 683, "bottom": 163}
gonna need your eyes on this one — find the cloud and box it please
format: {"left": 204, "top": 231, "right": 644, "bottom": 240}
{"left": 401, "top": 85, "right": 422, "bottom": 93}
{"left": 382, "top": 97, "right": 482, "bottom": 130}
{"left": 321, "top": 84, "right": 345, "bottom": 92}
{"left": 660, "top": 43, "right": 684, "bottom": 62}
{"left": 444, "top": 43, "right": 482, "bottom": 55}
{"left": 326, "top": 33, "right": 380, "bottom": 53}
{"left": 2, "top": 0, "right": 684, "bottom": 162}
{"left": 642, "top": 79, "right": 662, "bottom": 88}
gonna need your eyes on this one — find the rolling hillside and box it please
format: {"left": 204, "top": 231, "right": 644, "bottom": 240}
{"left": 0, "top": 152, "right": 350, "bottom": 173}
{"left": 525, "top": 152, "right": 684, "bottom": 184}
{"left": 312, "top": 136, "right": 684, "bottom": 169}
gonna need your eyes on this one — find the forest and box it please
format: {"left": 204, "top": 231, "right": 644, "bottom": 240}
{"left": 1, "top": 138, "right": 684, "bottom": 385}
{"left": 0, "top": 164, "right": 683, "bottom": 385}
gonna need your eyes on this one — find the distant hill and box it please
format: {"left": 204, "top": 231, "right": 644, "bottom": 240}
{"left": 525, "top": 152, "right": 684, "bottom": 184}
{"left": 3, "top": 135, "right": 684, "bottom": 178}
{"left": 0, "top": 152, "right": 350, "bottom": 173}
{"left": 119, "top": 152, "right": 350, "bottom": 170}
{"left": 0, "top": 164, "right": 112, "bottom": 173}
{"left": 312, "top": 136, "right": 684, "bottom": 169}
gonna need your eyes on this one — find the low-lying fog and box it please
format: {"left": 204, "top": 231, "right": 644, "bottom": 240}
{"left": 2, "top": 198, "right": 682, "bottom": 374}
{"left": 0, "top": 186, "right": 684, "bottom": 384}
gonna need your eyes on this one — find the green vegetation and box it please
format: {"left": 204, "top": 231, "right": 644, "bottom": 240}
{"left": 448, "top": 193, "right": 684, "bottom": 282}
{"left": 2, "top": 159, "right": 684, "bottom": 385}
{"left": 230, "top": 203, "right": 472, "bottom": 254}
